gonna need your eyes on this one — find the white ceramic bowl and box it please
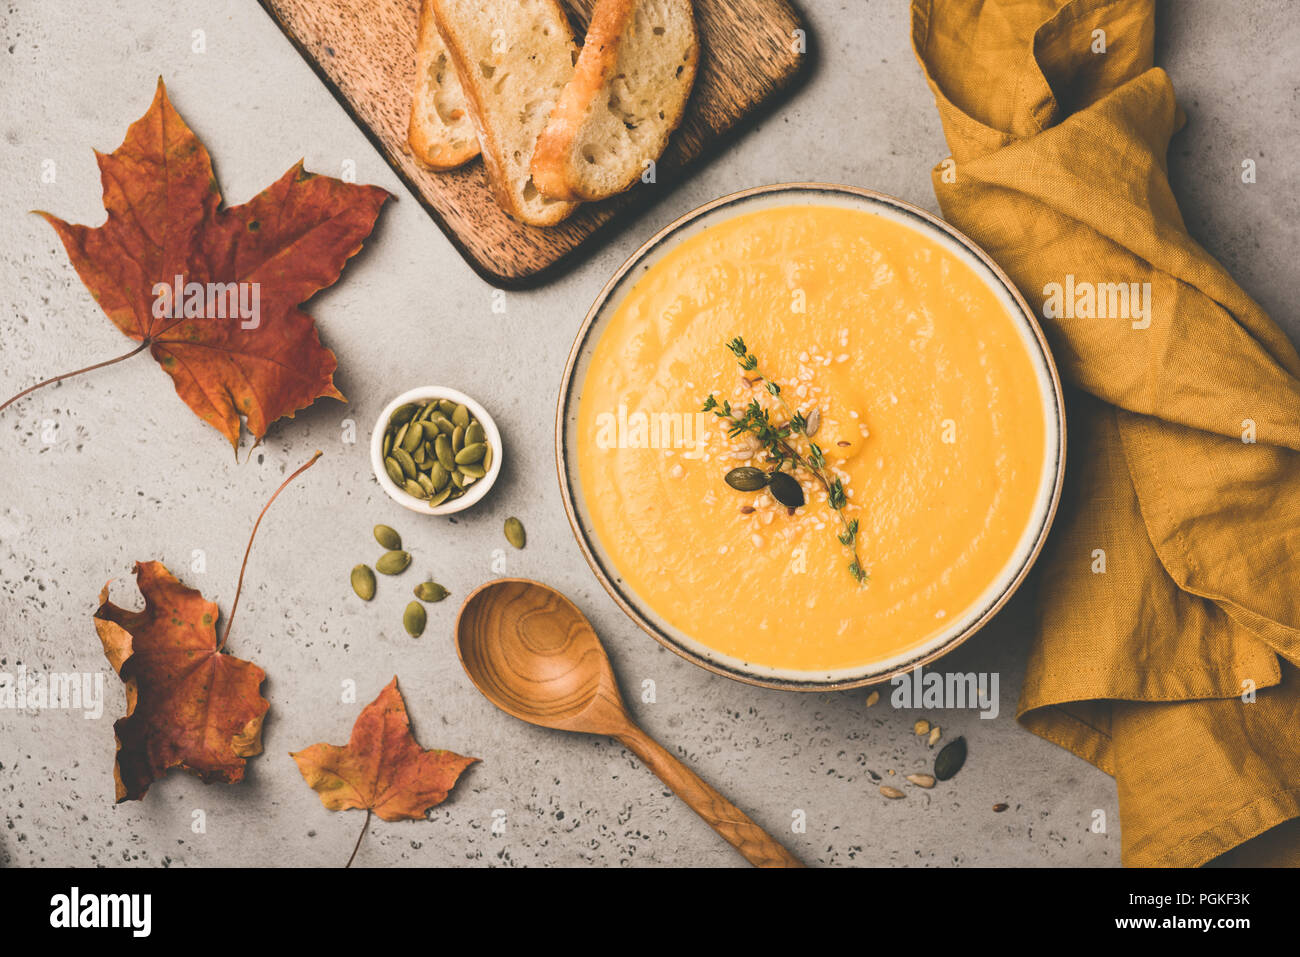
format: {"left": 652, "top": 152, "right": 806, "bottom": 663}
{"left": 371, "top": 386, "right": 503, "bottom": 515}
{"left": 556, "top": 183, "right": 1066, "bottom": 691}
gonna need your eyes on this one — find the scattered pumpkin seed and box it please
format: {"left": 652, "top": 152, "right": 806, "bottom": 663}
{"left": 879, "top": 785, "right": 906, "bottom": 799}
{"left": 403, "top": 601, "right": 427, "bottom": 637}
{"left": 767, "top": 471, "right": 805, "bottom": 507}
{"left": 376, "top": 550, "right": 411, "bottom": 575}
{"left": 934, "top": 736, "right": 967, "bottom": 781}
{"left": 724, "top": 466, "right": 768, "bottom": 492}
{"left": 913, "top": 719, "right": 931, "bottom": 736}
{"left": 350, "top": 564, "right": 376, "bottom": 601}
{"left": 504, "top": 517, "right": 526, "bottom": 549}
{"left": 414, "top": 581, "right": 450, "bottom": 602}
{"left": 373, "top": 525, "right": 402, "bottom": 550}
{"left": 906, "top": 773, "right": 936, "bottom": 789}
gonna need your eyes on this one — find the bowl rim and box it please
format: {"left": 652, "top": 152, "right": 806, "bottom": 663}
{"left": 555, "top": 182, "right": 1066, "bottom": 692}
{"left": 371, "top": 386, "right": 503, "bottom": 515}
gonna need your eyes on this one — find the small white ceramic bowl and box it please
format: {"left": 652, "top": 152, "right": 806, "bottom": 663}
{"left": 371, "top": 386, "right": 503, "bottom": 515}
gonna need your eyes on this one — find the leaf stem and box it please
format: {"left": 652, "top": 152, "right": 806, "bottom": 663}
{"left": 216, "top": 450, "right": 322, "bottom": 653}
{"left": 0, "top": 340, "right": 151, "bottom": 414}
{"left": 346, "top": 809, "right": 372, "bottom": 868}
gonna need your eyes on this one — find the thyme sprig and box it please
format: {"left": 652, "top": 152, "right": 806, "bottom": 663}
{"left": 703, "top": 338, "right": 867, "bottom": 585}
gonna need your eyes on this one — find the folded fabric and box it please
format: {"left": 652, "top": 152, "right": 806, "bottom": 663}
{"left": 911, "top": 0, "right": 1300, "bottom": 866}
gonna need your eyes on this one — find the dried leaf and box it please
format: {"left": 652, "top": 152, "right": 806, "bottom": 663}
{"left": 291, "top": 678, "right": 477, "bottom": 822}
{"left": 93, "top": 561, "right": 269, "bottom": 801}
{"left": 31, "top": 79, "right": 388, "bottom": 448}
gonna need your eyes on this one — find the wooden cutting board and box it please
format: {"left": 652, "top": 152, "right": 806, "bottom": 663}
{"left": 257, "top": 0, "right": 808, "bottom": 287}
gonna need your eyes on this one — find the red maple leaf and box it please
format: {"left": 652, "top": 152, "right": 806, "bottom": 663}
{"left": 8, "top": 78, "right": 388, "bottom": 448}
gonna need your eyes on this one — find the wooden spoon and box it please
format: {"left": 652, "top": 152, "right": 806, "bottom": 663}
{"left": 455, "top": 578, "right": 803, "bottom": 868}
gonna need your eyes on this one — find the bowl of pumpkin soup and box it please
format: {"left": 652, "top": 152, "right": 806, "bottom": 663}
{"left": 557, "top": 184, "right": 1065, "bottom": 691}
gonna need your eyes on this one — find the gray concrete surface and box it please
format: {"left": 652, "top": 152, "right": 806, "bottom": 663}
{"left": 0, "top": 0, "right": 1295, "bottom": 867}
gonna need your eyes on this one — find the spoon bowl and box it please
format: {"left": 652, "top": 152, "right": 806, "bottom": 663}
{"left": 455, "top": 578, "right": 803, "bottom": 867}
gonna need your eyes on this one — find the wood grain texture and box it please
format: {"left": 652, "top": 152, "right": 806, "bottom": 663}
{"left": 456, "top": 579, "right": 804, "bottom": 867}
{"left": 257, "top": 0, "right": 808, "bottom": 286}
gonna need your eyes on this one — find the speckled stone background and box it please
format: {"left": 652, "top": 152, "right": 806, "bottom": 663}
{"left": 1, "top": 0, "right": 1295, "bottom": 867}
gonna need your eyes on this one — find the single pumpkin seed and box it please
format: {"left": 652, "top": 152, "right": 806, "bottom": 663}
{"left": 913, "top": 719, "right": 930, "bottom": 736}
{"left": 418, "top": 402, "right": 438, "bottom": 422}
{"left": 403, "top": 478, "right": 427, "bottom": 499}
{"left": 427, "top": 486, "right": 453, "bottom": 507}
{"left": 455, "top": 442, "right": 486, "bottom": 465}
{"left": 401, "top": 421, "right": 424, "bottom": 452}
{"left": 435, "top": 434, "right": 455, "bottom": 470}
{"left": 417, "top": 472, "right": 436, "bottom": 495}
{"left": 906, "top": 773, "right": 936, "bottom": 789}
{"left": 402, "top": 601, "right": 427, "bottom": 637}
{"left": 879, "top": 785, "right": 906, "bottom": 800}
{"left": 934, "top": 736, "right": 967, "bottom": 781}
{"left": 350, "top": 564, "right": 376, "bottom": 601}
{"left": 393, "top": 421, "right": 409, "bottom": 448}
{"left": 384, "top": 457, "right": 405, "bottom": 486}
{"left": 459, "top": 462, "right": 486, "bottom": 479}
{"left": 804, "top": 407, "right": 821, "bottom": 436}
{"left": 451, "top": 424, "right": 465, "bottom": 453}
{"left": 768, "top": 471, "right": 805, "bottom": 507}
{"left": 376, "top": 550, "right": 411, "bottom": 575}
{"left": 392, "top": 447, "right": 417, "bottom": 479}
{"left": 725, "top": 466, "right": 768, "bottom": 492}
{"left": 413, "top": 446, "right": 429, "bottom": 468}
{"left": 390, "top": 404, "right": 417, "bottom": 426}
{"left": 449, "top": 469, "right": 465, "bottom": 489}
{"left": 430, "top": 413, "right": 455, "bottom": 435}
{"left": 504, "top": 517, "right": 526, "bottom": 549}
{"left": 452, "top": 403, "right": 470, "bottom": 429}
{"left": 482, "top": 444, "right": 494, "bottom": 472}
{"left": 426, "top": 461, "right": 449, "bottom": 492}
{"left": 466, "top": 422, "right": 485, "bottom": 446}
{"left": 382, "top": 431, "right": 393, "bottom": 457}
{"left": 437, "top": 399, "right": 457, "bottom": 417}
{"left": 373, "top": 525, "right": 402, "bottom": 550}
{"left": 414, "top": 581, "right": 450, "bottom": 602}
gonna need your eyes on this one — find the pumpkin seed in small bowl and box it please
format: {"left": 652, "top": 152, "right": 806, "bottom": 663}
{"left": 371, "top": 387, "right": 503, "bottom": 515}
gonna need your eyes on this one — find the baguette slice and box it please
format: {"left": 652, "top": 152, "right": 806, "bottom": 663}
{"left": 532, "top": 0, "right": 698, "bottom": 202}
{"left": 408, "top": 0, "right": 480, "bottom": 170}
{"left": 431, "top": 0, "right": 580, "bottom": 226}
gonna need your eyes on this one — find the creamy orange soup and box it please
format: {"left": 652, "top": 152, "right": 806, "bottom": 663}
{"left": 576, "top": 204, "right": 1046, "bottom": 673}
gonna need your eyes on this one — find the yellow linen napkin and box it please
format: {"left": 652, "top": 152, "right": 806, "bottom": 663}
{"left": 911, "top": 0, "right": 1300, "bottom": 866}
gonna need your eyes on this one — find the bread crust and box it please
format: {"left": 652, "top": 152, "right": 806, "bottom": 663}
{"left": 532, "top": 0, "right": 699, "bottom": 202}
{"left": 407, "top": 0, "right": 480, "bottom": 170}
{"left": 430, "top": 0, "right": 579, "bottom": 227}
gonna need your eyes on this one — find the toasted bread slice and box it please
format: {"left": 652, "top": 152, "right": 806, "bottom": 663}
{"left": 532, "top": 0, "right": 698, "bottom": 202}
{"left": 408, "top": 0, "right": 480, "bottom": 170}
{"left": 431, "top": 0, "right": 580, "bottom": 226}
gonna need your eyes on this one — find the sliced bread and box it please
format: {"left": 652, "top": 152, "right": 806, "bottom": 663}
{"left": 408, "top": 0, "right": 480, "bottom": 170}
{"left": 531, "top": 0, "right": 698, "bottom": 202}
{"left": 430, "top": 0, "right": 580, "bottom": 226}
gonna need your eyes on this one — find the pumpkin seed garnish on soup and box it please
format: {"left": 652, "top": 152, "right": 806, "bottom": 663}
{"left": 703, "top": 338, "right": 866, "bottom": 584}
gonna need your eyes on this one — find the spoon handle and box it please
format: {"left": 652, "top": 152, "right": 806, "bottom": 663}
{"left": 617, "top": 724, "right": 803, "bottom": 868}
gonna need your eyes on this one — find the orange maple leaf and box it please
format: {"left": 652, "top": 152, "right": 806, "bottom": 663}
{"left": 292, "top": 677, "right": 478, "bottom": 824}
{"left": 94, "top": 561, "right": 269, "bottom": 802}
{"left": 92, "top": 451, "right": 320, "bottom": 802}
{"left": 13, "top": 78, "right": 388, "bottom": 448}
